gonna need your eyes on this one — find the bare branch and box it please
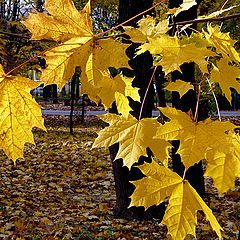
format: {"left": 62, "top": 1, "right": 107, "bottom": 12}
{"left": 0, "top": 31, "right": 58, "bottom": 42}
{"left": 1, "top": 13, "right": 239, "bottom": 42}
{"left": 169, "top": 13, "right": 240, "bottom": 27}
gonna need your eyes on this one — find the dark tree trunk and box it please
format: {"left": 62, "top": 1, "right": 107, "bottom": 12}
{"left": 70, "top": 67, "right": 80, "bottom": 133}
{"left": 154, "top": 66, "right": 167, "bottom": 108}
{"left": 169, "top": 0, "right": 205, "bottom": 197}
{"left": 43, "top": 85, "right": 52, "bottom": 100}
{"left": 76, "top": 77, "right": 80, "bottom": 99}
{"left": 52, "top": 84, "right": 58, "bottom": 104}
{"left": 110, "top": 0, "right": 166, "bottom": 221}
{"left": 81, "top": 94, "right": 87, "bottom": 124}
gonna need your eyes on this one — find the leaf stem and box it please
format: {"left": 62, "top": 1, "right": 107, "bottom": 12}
{"left": 95, "top": 0, "right": 168, "bottom": 38}
{"left": 5, "top": 43, "right": 62, "bottom": 77}
{"left": 139, "top": 66, "right": 158, "bottom": 121}
{"left": 194, "top": 84, "right": 202, "bottom": 122}
{"left": 0, "top": 30, "right": 58, "bottom": 43}
{"left": 182, "top": 168, "right": 187, "bottom": 180}
{"left": 194, "top": 76, "right": 206, "bottom": 122}
{"left": 220, "top": 0, "right": 230, "bottom": 11}
{"left": 206, "top": 77, "right": 222, "bottom": 121}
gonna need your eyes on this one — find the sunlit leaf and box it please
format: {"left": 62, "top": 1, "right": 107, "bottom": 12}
{"left": 164, "top": 80, "right": 194, "bottom": 98}
{"left": 204, "top": 24, "right": 240, "bottom": 63}
{"left": 0, "top": 65, "right": 46, "bottom": 163}
{"left": 155, "top": 107, "right": 236, "bottom": 169}
{"left": 93, "top": 113, "right": 171, "bottom": 168}
{"left": 209, "top": 58, "right": 240, "bottom": 102}
{"left": 124, "top": 16, "right": 169, "bottom": 43}
{"left": 130, "top": 160, "right": 222, "bottom": 240}
{"left": 137, "top": 35, "right": 215, "bottom": 74}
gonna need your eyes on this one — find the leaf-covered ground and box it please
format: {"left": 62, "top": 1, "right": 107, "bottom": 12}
{"left": 0, "top": 115, "right": 239, "bottom": 239}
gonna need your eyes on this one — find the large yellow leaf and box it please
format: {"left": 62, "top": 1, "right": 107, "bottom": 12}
{"left": 124, "top": 16, "right": 169, "bottom": 43}
{"left": 137, "top": 35, "right": 215, "bottom": 74}
{"left": 0, "top": 66, "right": 46, "bottom": 163}
{"left": 205, "top": 150, "right": 239, "bottom": 195}
{"left": 164, "top": 79, "right": 194, "bottom": 98}
{"left": 24, "top": 0, "right": 131, "bottom": 108}
{"left": 155, "top": 107, "right": 240, "bottom": 195}
{"left": 155, "top": 107, "right": 236, "bottom": 169}
{"left": 204, "top": 24, "right": 240, "bottom": 63}
{"left": 204, "top": 131, "right": 240, "bottom": 195}
{"left": 23, "top": 0, "right": 93, "bottom": 42}
{"left": 210, "top": 58, "right": 240, "bottom": 102}
{"left": 130, "top": 161, "right": 222, "bottom": 240}
{"left": 92, "top": 113, "right": 171, "bottom": 168}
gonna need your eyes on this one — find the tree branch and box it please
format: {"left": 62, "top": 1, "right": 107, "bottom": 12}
{"left": 169, "top": 13, "right": 240, "bottom": 27}
{"left": 0, "top": 31, "right": 58, "bottom": 42}
{"left": 1, "top": 13, "right": 239, "bottom": 42}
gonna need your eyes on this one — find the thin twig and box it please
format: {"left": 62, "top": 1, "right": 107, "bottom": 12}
{"left": 194, "top": 83, "right": 202, "bottom": 122}
{"left": 0, "top": 31, "right": 31, "bottom": 39}
{"left": 169, "top": 13, "right": 240, "bottom": 27}
{"left": 1, "top": 14, "right": 239, "bottom": 42}
{"left": 220, "top": 0, "right": 230, "bottom": 11}
{"left": 139, "top": 66, "right": 158, "bottom": 121}
{"left": 206, "top": 77, "right": 222, "bottom": 121}
{"left": 194, "top": 75, "right": 207, "bottom": 122}
{"left": 0, "top": 30, "right": 58, "bottom": 42}
{"left": 182, "top": 168, "right": 187, "bottom": 180}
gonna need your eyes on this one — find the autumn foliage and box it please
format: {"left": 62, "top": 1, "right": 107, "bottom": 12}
{"left": 0, "top": 0, "right": 239, "bottom": 239}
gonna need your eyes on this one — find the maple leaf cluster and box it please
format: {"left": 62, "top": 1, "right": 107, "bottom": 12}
{"left": 0, "top": 0, "right": 239, "bottom": 239}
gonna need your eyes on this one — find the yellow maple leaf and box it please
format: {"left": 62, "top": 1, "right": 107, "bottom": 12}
{"left": 204, "top": 131, "right": 240, "bottom": 195}
{"left": 130, "top": 160, "right": 222, "bottom": 240}
{"left": 155, "top": 107, "right": 236, "bottom": 169}
{"left": 137, "top": 35, "right": 215, "bottom": 74}
{"left": 114, "top": 92, "right": 133, "bottom": 118}
{"left": 0, "top": 65, "right": 46, "bottom": 163}
{"left": 204, "top": 24, "right": 240, "bottom": 63}
{"left": 205, "top": 150, "right": 239, "bottom": 195}
{"left": 23, "top": 0, "right": 93, "bottom": 42}
{"left": 122, "top": 76, "right": 140, "bottom": 102}
{"left": 209, "top": 58, "right": 240, "bottom": 102}
{"left": 167, "top": 0, "right": 197, "bottom": 17}
{"left": 92, "top": 113, "right": 171, "bottom": 168}
{"left": 24, "top": 0, "right": 130, "bottom": 106}
{"left": 164, "top": 80, "right": 194, "bottom": 98}
{"left": 124, "top": 16, "right": 169, "bottom": 43}
{"left": 155, "top": 107, "right": 240, "bottom": 194}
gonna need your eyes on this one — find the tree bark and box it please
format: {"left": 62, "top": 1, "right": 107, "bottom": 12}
{"left": 110, "top": 0, "right": 166, "bottom": 221}
{"left": 169, "top": 0, "right": 205, "bottom": 197}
